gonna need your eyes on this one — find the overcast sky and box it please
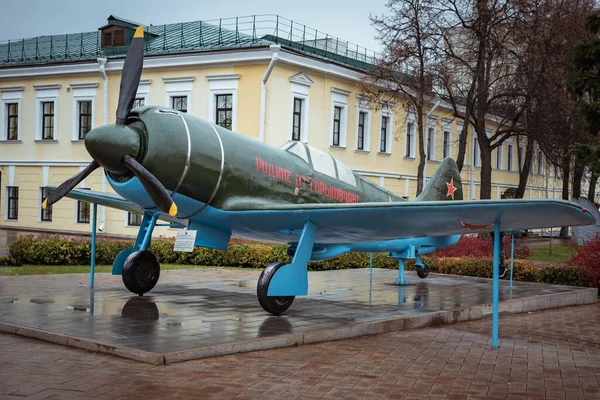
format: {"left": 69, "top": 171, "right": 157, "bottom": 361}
{"left": 0, "top": 0, "right": 388, "bottom": 51}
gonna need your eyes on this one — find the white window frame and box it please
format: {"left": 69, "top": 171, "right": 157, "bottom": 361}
{"left": 34, "top": 85, "right": 60, "bottom": 141}
{"left": 207, "top": 74, "right": 239, "bottom": 131}
{"left": 290, "top": 76, "right": 312, "bottom": 143}
{"left": 330, "top": 88, "right": 350, "bottom": 148}
{"left": 507, "top": 139, "right": 514, "bottom": 171}
{"left": 163, "top": 77, "right": 194, "bottom": 114}
{"left": 0, "top": 86, "right": 23, "bottom": 141}
{"left": 39, "top": 187, "right": 52, "bottom": 222}
{"left": 135, "top": 79, "right": 151, "bottom": 107}
{"left": 70, "top": 83, "right": 97, "bottom": 141}
{"left": 537, "top": 150, "right": 544, "bottom": 175}
{"left": 379, "top": 107, "right": 393, "bottom": 155}
{"left": 426, "top": 118, "right": 437, "bottom": 161}
{"left": 442, "top": 119, "right": 452, "bottom": 159}
{"left": 125, "top": 211, "right": 142, "bottom": 227}
{"left": 404, "top": 113, "right": 415, "bottom": 158}
{"left": 472, "top": 128, "right": 480, "bottom": 167}
{"left": 496, "top": 143, "right": 503, "bottom": 170}
{"left": 355, "top": 98, "right": 371, "bottom": 152}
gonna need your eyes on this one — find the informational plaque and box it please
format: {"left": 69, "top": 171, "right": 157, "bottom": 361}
{"left": 173, "top": 230, "right": 197, "bottom": 252}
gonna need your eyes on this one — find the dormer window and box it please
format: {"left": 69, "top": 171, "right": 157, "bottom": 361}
{"left": 102, "top": 27, "right": 125, "bottom": 48}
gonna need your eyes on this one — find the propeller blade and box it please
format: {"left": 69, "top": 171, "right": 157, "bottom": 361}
{"left": 43, "top": 160, "right": 100, "bottom": 209}
{"left": 115, "top": 26, "right": 145, "bottom": 125}
{"left": 122, "top": 154, "right": 178, "bottom": 216}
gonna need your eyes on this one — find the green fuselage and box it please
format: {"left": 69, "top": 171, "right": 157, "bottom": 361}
{"left": 107, "top": 106, "right": 404, "bottom": 216}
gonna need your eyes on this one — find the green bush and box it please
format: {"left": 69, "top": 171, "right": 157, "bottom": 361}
{"left": 3, "top": 234, "right": 588, "bottom": 288}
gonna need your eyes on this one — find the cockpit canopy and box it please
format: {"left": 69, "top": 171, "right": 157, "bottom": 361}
{"left": 280, "top": 141, "right": 357, "bottom": 187}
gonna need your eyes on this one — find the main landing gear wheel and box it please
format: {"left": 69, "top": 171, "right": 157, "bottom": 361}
{"left": 122, "top": 250, "right": 160, "bottom": 295}
{"left": 416, "top": 263, "right": 429, "bottom": 279}
{"left": 257, "top": 262, "right": 295, "bottom": 315}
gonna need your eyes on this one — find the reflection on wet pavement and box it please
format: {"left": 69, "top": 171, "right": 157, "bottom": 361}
{"left": 0, "top": 268, "right": 587, "bottom": 354}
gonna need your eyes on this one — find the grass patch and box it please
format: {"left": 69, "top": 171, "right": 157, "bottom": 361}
{"left": 528, "top": 246, "right": 576, "bottom": 262}
{"left": 0, "top": 264, "right": 255, "bottom": 276}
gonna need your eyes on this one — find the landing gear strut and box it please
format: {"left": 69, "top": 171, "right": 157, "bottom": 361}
{"left": 257, "top": 262, "right": 295, "bottom": 315}
{"left": 122, "top": 250, "right": 160, "bottom": 295}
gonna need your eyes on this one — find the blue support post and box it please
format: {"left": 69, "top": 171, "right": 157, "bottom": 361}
{"left": 509, "top": 232, "right": 515, "bottom": 288}
{"left": 492, "top": 222, "right": 500, "bottom": 348}
{"left": 369, "top": 253, "right": 373, "bottom": 275}
{"left": 395, "top": 259, "right": 408, "bottom": 285}
{"left": 90, "top": 203, "right": 97, "bottom": 287}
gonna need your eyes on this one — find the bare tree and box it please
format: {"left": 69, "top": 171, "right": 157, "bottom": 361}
{"left": 361, "top": 0, "right": 441, "bottom": 195}
{"left": 435, "top": 0, "right": 527, "bottom": 199}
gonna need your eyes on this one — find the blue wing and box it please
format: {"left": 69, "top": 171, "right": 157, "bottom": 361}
{"left": 57, "top": 188, "right": 188, "bottom": 226}
{"left": 213, "top": 199, "right": 596, "bottom": 243}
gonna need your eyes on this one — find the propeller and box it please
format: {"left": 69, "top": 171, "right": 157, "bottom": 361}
{"left": 43, "top": 26, "right": 178, "bottom": 217}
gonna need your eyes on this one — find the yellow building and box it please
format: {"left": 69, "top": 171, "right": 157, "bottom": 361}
{"left": 0, "top": 15, "right": 566, "bottom": 238}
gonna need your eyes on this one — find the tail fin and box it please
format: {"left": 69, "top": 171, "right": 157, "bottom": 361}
{"left": 416, "top": 158, "right": 463, "bottom": 201}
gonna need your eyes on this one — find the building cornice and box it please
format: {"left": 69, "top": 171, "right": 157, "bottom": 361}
{"left": 69, "top": 83, "right": 99, "bottom": 89}
{"left": 0, "top": 161, "right": 92, "bottom": 166}
{"left": 206, "top": 74, "right": 240, "bottom": 81}
{"left": 33, "top": 84, "right": 61, "bottom": 90}
{"left": 162, "top": 76, "right": 196, "bottom": 83}
{"left": 0, "top": 86, "right": 24, "bottom": 92}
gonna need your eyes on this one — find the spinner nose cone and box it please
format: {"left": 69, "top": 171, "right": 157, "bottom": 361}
{"left": 84, "top": 124, "right": 141, "bottom": 173}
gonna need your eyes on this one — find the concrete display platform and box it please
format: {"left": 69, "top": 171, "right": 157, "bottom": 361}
{"left": 0, "top": 268, "right": 596, "bottom": 365}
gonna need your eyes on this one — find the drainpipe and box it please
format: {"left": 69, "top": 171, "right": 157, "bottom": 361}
{"left": 423, "top": 99, "right": 441, "bottom": 189}
{"left": 259, "top": 45, "right": 280, "bottom": 143}
{"left": 97, "top": 58, "right": 108, "bottom": 232}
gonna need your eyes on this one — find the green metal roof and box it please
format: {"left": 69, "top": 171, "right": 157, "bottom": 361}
{"left": 0, "top": 15, "right": 377, "bottom": 72}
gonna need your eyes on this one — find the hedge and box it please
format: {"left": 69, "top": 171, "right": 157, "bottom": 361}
{"left": 0, "top": 234, "right": 596, "bottom": 289}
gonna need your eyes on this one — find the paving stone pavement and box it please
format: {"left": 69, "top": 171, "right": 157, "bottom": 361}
{"left": 1, "top": 302, "right": 600, "bottom": 400}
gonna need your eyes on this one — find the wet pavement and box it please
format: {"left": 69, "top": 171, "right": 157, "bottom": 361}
{"left": 1, "top": 302, "right": 600, "bottom": 399}
{"left": 0, "top": 268, "right": 596, "bottom": 364}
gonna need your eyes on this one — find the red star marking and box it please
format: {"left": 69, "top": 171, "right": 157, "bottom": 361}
{"left": 446, "top": 177, "right": 457, "bottom": 200}
{"left": 453, "top": 220, "right": 495, "bottom": 231}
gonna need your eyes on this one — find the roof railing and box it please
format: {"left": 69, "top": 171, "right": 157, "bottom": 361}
{"left": 0, "top": 14, "right": 378, "bottom": 70}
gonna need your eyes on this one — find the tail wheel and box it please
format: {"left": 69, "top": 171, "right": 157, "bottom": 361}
{"left": 122, "top": 250, "right": 160, "bottom": 295}
{"left": 257, "top": 262, "right": 295, "bottom": 315}
{"left": 416, "top": 263, "right": 429, "bottom": 279}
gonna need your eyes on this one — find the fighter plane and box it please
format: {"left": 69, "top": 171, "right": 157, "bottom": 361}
{"left": 44, "top": 27, "right": 595, "bottom": 315}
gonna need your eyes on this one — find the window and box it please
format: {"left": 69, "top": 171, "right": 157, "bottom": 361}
{"left": 442, "top": 130, "right": 451, "bottom": 158}
{"left": 133, "top": 98, "right": 145, "bottom": 108}
{"left": 128, "top": 212, "right": 142, "bottom": 226}
{"left": 7, "top": 186, "right": 18, "bottom": 220}
{"left": 77, "top": 101, "right": 92, "bottom": 140}
{"left": 518, "top": 145, "right": 524, "bottom": 170}
{"left": 40, "top": 187, "right": 52, "bottom": 222}
{"left": 171, "top": 96, "right": 187, "bottom": 113}
{"left": 472, "top": 133, "right": 480, "bottom": 167}
{"left": 381, "top": 115, "right": 390, "bottom": 153}
{"left": 41, "top": 101, "right": 54, "bottom": 140}
{"left": 357, "top": 111, "right": 367, "bottom": 150}
{"left": 215, "top": 94, "right": 233, "bottom": 130}
{"left": 102, "top": 28, "right": 125, "bottom": 48}
{"left": 405, "top": 121, "right": 414, "bottom": 157}
{"left": 292, "top": 98, "right": 303, "bottom": 141}
{"left": 496, "top": 145, "right": 503, "bottom": 170}
{"left": 332, "top": 106, "right": 342, "bottom": 146}
{"left": 6, "top": 103, "right": 18, "bottom": 140}
{"left": 427, "top": 127, "right": 434, "bottom": 160}
{"left": 77, "top": 191, "right": 90, "bottom": 224}
{"left": 507, "top": 142, "right": 514, "bottom": 171}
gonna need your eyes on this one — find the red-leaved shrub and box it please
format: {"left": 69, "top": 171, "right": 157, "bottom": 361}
{"left": 432, "top": 234, "right": 531, "bottom": 259}
{"left": 570, "top": 234, "right": 600, "bottom": 289}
